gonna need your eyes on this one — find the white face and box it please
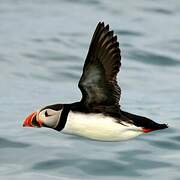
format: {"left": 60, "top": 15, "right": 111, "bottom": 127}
{"left": 38, "top": 109, "right": 62, "bottom": 128}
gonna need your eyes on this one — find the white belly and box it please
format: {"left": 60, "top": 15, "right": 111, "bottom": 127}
{"left": 62, "top": 111, "right": 144, "bottom": 141}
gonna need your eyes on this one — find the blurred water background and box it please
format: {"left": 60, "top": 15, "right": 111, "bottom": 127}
{"left": 0, "top": 0, "right": 180, "bottom": 179}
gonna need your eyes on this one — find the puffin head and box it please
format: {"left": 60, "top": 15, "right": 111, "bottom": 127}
{"left": 23, "top": 104, "right": 63, "bottom": 129}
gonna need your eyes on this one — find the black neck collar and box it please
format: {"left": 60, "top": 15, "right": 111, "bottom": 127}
{"left": 54, "top": 104, "right": 71, "bottom": 131}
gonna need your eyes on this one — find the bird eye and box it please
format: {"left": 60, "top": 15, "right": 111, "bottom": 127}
{"left": 43, "top": 109, "right": 56, "bottom": 117}
{"left": 45, "top": 110, "right": 49, "bottom": 117}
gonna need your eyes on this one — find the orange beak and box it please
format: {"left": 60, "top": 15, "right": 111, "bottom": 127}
{"left": 23, "top": 112, "right": 42, "bottom": 128}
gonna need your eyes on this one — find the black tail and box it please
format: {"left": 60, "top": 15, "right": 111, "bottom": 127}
{"left": 121, "top": 110, "right": 168, "bottom": 131}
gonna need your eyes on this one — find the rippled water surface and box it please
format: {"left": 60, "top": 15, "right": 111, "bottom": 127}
{"left": 0, "top": 0, "right": 180, "bottom": 179}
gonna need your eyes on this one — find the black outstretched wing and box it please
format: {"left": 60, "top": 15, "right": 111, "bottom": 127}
{"left": 78, "top": 22, "right": 121, "bottom": 113}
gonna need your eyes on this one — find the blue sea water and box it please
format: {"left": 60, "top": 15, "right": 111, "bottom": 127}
{"left": 0, "top": 0, "right": 180, "bottom": 179}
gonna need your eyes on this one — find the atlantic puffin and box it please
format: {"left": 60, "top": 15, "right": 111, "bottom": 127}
{"left": 23, "top": 22, "right": 168, "bottom": 141}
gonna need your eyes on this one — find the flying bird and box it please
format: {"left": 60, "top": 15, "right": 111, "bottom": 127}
{"left": 23, "top": 22, "right": 168, "bottom": 141}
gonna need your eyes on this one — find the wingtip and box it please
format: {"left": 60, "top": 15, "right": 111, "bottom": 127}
{"left": 105, "top": 24, "right": 110, "bottom": 31}
{"left": 100, "top": 21, "right": 105, "bottom": 26}
{"left": 98, "top": 21, "right": 110, "bottom": 29}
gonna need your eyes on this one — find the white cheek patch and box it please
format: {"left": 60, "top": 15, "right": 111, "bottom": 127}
{"left": 44, "top": 113, "right": 61, "bottom": 128}
{"left": 38, "top": 110, "right": 62, "bottom": 128}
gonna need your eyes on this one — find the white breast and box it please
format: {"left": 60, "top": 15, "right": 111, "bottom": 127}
{"left": 62, "top": 111, "right": 144, "bottom": 141}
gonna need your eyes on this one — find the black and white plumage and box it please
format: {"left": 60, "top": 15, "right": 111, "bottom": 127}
{"left": 23, "top": 22, "right": 168, "bottom": 141}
